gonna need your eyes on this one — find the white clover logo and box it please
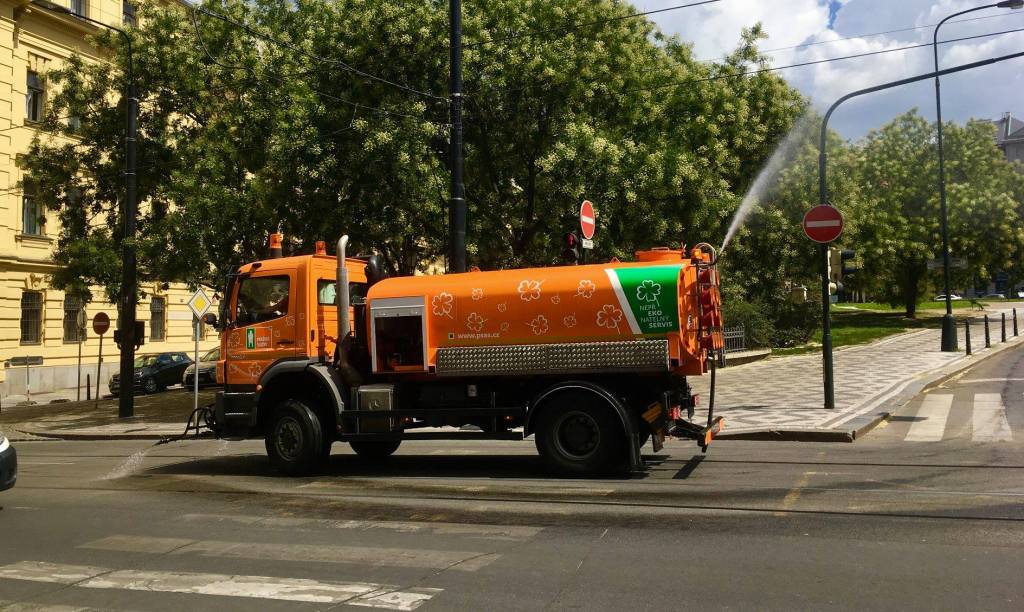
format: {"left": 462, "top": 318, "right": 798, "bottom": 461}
{"left": 550, "top": 295, "right": 561, "bottom": 305}
{"left": 636, "top": 279, "right": 662, "bottom": 303}
{"left": 518, "top": 280, "right": 543, "bottom": 301}
{"left": 596, "top": 304, "right": 624, "bottom": 331}
{"left": 500, "top": 322, "right": 510, "bottom": 332}
{"left": 497, "top": 302, "right": 508, "bottom": 313}
{"left": 466, "top": 312, "right": 486, "bottom": 332}
{"left": 528, "top": 315, "right": 550, "bottom": 335}
{"left": 576, "top": 279, "right": 597, "bottom": 298}
{"left": 432, "top": 292, "right": 454, "bottom": 318}
{"left": 563, "top": 314, "right": 577, "bottom": 328}
{"left": 471, "top": 288, "right": 484, "bottom": 301}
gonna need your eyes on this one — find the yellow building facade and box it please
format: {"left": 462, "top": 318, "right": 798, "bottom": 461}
{"left": 0, "top": 0, "right": 217, "bottom": 399}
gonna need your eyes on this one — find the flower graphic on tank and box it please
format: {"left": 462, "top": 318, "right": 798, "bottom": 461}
{"left": 576, "top": 279, "right": 597, "bottom": 298}
{"left": 563, "top": 314, "right": 577, "bottom": 328}
{"left": 636, "top": 279, "right": 662, "bottom": 303}
{"left": 466, "top": 312, "right": 486, "bottom": 332}
{"left": 596, "top": 304, "right": 624, "bottom": 331}
{"left": 550, "top": 295, "right": 561, "bottom": 305}
{"left": 518, "top": 280, "right": 543, "bottom": 301}
{"left": 500, "top": 322, "right": 510, "bottom": 332}
{"left": 471, "top": 288, "right": 484, "bottom": 301}
{"left": 497, "top": 302, "right": 508, "bottom": 313}
{"left": 528, "top": 315, "right": 549, "bottom": 335}
{"left": 432, "top": 292, "right": 454, "bottom": 318}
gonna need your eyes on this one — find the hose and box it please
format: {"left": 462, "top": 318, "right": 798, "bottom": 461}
{"left": 155, "top": 404, "right": 217, "bottom": 446}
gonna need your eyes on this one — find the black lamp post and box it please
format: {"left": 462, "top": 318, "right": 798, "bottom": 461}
{"left": 31, "top": 0, "right": 138, "bottom": 417}
{"left": 934, "top": 0, "right": 1023, "bottom": 352}
{"left": 818, "top": 48, "right": 1024, "bottom": 409}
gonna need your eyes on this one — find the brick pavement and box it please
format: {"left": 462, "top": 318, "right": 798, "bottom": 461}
{"left": 690, "top": 310, "right": 1024, "bottom": 438}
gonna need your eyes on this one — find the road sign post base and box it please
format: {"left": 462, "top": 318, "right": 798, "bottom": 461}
{"left": 940, "top": 314, "right": 958, "bottom": 352}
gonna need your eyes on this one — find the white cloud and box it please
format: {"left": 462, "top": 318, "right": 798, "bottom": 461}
{"left": 633, "top": 0, "right": 1024, "bottom": 138}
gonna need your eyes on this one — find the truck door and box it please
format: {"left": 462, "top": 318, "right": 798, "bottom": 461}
{"left": 225, "top": 272, "right": 299, "bottom": 386}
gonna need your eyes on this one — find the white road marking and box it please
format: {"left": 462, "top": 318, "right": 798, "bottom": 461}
{"left": 81, "top": 535, "right": 497, "bottom": 571}
{"left": 179, "top": 513, "right": 542, "bottom": 540}
{"left": 973, "top": 393, "right": 1013, "bottom": 442}
{"left": 960, "top": 378, "right": 1024, "bottom": 384}
{"left": 904, "top": 394, "right": 953, "bottom": 442}
{"left": 0, "top": 562, "right": 439, "bottom": 610}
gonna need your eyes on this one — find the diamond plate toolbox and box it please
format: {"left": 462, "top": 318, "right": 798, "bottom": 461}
{"left": 435, "top": 339, "right": 670, "bottom": 377}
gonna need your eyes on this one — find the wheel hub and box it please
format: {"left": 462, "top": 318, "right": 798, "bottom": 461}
{"left": 275, "top": 418, "right": 303, "bottom": 461}
{"left": 554, "top": 411, "right": 600, "bottom": 459}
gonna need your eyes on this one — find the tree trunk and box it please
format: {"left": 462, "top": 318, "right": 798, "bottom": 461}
{"left": 903, "top": 262, "right": 923, "bottom": 318}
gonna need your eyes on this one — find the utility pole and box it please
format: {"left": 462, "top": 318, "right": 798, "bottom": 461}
{"left": 31, "top": 0, "right": 138, "bottom": 417}
{"left": 448, "top": 0, "right": 467, "bottom": 273}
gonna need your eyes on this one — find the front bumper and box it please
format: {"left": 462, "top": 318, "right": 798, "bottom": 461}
{"left": 184, "top": 369, "right": 218, "bottom": 388}
{"left": 0, "top": 439, "right": 17, "bottom": 491}
{"left": 109, "top": 377, "right": 146, "bottom": 394}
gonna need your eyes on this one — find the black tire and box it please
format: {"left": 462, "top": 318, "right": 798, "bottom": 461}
{"left": 143, "top": 378, "right": 158, "bottom": 394}
{"left": 349, "top": 440, "right": 402, "bottom": 460}
{"left": 265, "top": 399, "right": 325, "bottom": 476}
{"left": 534, "top": 393, "right": 627, "bottom": 475}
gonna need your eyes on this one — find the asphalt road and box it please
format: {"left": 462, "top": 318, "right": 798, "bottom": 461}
{"left": 1, "top": 347, "right": 1023, "bottom": 611}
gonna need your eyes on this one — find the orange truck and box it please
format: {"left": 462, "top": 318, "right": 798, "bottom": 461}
{"left": 209, "top": 234, "right": 725, "bottom": 475}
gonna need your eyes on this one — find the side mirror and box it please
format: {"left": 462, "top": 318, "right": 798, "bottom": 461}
{"left": 202, "top": 313, "right": 218, "bottom": 327}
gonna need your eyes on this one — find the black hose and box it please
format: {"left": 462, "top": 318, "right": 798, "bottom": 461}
{"left": 155, "top": 404, "right": 216, "bottom": 446}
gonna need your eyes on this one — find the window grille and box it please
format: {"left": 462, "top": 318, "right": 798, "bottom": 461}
{"left": 21, "top": 292, "right": 43, "bottom": 344}
{"left": 150, "top": 297, "right": 166, "bottom": 341}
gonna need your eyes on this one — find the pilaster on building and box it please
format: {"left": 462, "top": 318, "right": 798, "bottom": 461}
{"left": 0, "top": 0, "right": 217, "bottom": 398}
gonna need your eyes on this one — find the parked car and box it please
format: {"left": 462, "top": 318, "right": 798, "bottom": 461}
{"left": 933, "top": 294, "right": 962, "bottom": 302}
{"left": 0, "top": 432, "right": 16, "bottom": 491}
{"left": 183, "top": 347, "right": 221, "bottom": 389}
{"left": 980, "top": 293, "right": 1006, "bottom": 299}
{"left": 110, "top": 352, "right": 192, "bottom": 395}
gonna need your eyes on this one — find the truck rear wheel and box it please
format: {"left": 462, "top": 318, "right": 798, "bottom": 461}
{"left": 349, "top": 440, "right": 402, "bottom": 459}
{"left": 265, "top": 399, "right": 324, "bottom": 476}
{"left": 535, "top": 394, "right": 626, "bottom": 475}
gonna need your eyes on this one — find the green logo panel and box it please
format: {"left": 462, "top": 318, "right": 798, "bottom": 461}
{"left": 246, "top": 328, "right": 255, "bottom": 349}
{"left": 612, "top": 265, "right": 682, "bottom": 335}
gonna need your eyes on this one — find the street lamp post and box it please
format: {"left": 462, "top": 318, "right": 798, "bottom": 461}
{"left": 32, "top": 0, "right": 138, "bottom": 417}
{"left": 933, "top": 0, "right": 1023, "bottom": 352}
{"left": 818, "top": 48, "right": 1024, "bottom": 409}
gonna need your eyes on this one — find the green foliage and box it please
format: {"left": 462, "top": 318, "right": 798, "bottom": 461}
{"left": 24, "top": 0, "right": 804, "bottom": 298}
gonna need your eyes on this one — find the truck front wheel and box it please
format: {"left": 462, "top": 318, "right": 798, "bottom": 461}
{"left": 535, "top": 395, "right": 626, "bottom": 475}
{"left": 265, "top": 399, "right": 325, "bottom": 476}
{"left": 349, "top": 440, "right": 402, "bottom": 460}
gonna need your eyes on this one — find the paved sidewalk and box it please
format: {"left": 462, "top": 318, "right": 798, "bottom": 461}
{"left": 690, "top": 312, "right": 1024, "bottom": 440}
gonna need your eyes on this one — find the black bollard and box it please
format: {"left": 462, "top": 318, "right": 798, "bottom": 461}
{"left": 984, "top": 314, "right": 991, "bottom": 348}
{"left": 1002, "top": 312, "right": 1007, "bottom": 343}
{"left": 1015, "top": 308, "right": 1019, "bottom": 337}
{"left": 86, "top": 374, "right": 91, "bottom": 401}
{"left": 965, "top": 319, "right": 972, "bottom": 355}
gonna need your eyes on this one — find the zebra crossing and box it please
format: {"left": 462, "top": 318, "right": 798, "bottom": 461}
{"left": 901, "top": 391, "right": 1017, "bottom": 443}
{"left": 0, "top": 515, "right": 543, "bottom": 610}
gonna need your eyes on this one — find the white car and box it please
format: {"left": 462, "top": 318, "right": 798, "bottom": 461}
{"left": 933, "top": 294, "right": 962, "bottom": 301}
{"left": 0, "top": 432, "right": 15, "bottom": 491}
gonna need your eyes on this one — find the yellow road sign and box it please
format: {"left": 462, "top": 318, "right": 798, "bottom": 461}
{"left": 187, "top": 288, "right": 212, "bottom": 319}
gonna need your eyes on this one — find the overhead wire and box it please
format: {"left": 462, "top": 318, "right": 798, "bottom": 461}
{"left": 188, "top": 6, "right": 438, "bottom": 123}
{"left": 191, "top": 4, "right": 446, "bottom": 101}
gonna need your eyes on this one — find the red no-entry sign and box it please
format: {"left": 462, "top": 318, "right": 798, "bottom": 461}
{"left": 803, "top": 205, "right": 844, "bottom": 243}
{"left": 579, "top": 200, "right": 596, "bottom": 240}
{"left": 92, "top": 312, "right": 110, "bottom": 335}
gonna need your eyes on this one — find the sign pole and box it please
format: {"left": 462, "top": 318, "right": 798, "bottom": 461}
{"left": 95, "top": 334, "right": 103, "bottom": 407}
{"left": 193, "top": 317, "right": 200, "bottom": 415}
{"left": 76, "top": 339, "right": 82, "bottom": 402}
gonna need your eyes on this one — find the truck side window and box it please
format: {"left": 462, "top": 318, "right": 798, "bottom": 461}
{"left": 236, "top": 275, "right": 290, "bottom": 325}
{"left": 317, "top": 280, "right": 369, "bottom": 306}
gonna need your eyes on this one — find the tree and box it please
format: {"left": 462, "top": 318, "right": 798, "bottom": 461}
{"left": 24, "top": 0, "right": 806, "bottom": 300}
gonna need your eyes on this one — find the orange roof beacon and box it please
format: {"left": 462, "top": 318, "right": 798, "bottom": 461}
{"left": 199, "top": 234, "right": 725, "bottom": 476}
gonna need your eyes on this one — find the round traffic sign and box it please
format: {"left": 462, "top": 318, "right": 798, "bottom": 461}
{"left": 92, "top": 312, "right": 110, "bottom": 335}
{"left": 580, "top": 200, "right": 596, "bottom": 240}
{"left": 803, "top": 205, "right": 844, "bottom": 243}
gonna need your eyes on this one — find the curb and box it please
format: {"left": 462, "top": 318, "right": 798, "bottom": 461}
{"left": 17, "top": 426, "right": 183, "bottom": 442}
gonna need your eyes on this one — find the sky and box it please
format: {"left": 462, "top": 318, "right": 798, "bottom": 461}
{"left": 633, "top": 0, "right": 1024, "bottom": 139}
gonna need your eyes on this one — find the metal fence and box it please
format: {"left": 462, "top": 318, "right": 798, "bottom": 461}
{"left": 723, "top": 326, "right": 746, "bottom": 354}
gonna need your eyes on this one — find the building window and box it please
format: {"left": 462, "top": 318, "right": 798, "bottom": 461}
{"left": 26, "top": 71, "right": 43, "bottom": 122}
{"left": 150, "top": 297, "right": 166, "bottom": 341}
{"left": 63, "top": 294, "right": 86, "bottom": 343}
{"left": 71, "top": 0, "right": 86, "bottom": 16}
{"left": 22, "top": 190, "right": 43, "bottom": 236}
{"left": 123, "top": 1, "right": 136, "bottom": 26}
{"left": 21, "top": 291, "right": 43, "bottom": 345}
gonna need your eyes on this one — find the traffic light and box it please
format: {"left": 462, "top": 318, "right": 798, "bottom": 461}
{"left": 562, "top": 232, "right": 581, "bottom": 264}
{"left": 839, "top": 249, "right": 858, "bottom": 278}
